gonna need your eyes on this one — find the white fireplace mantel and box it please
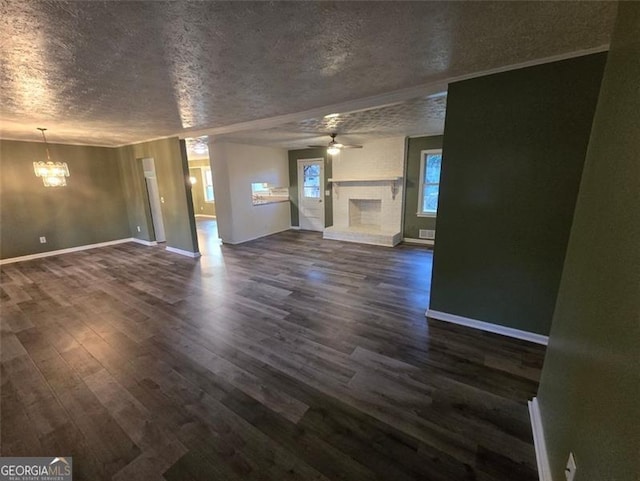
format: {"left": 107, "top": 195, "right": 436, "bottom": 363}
{"left": 327, "top": 176, "right": 402, "bottom": 182}
{"left": 328, "top": 176, "right": 403, "bottom": 199}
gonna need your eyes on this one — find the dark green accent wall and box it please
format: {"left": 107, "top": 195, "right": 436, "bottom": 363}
{"left": 117, "top": 138, "right": 199, "bottom": 253}
{"left": 430, "top": 53, "right": 607, "bottom": 335}
{"left": 403, "top": 135, "right": 443, "bottom": 239}
{"left": 0, "top": 139, "right": 130, "bottom": 259}
{"left": 288, "top": 148, "right": 332, "bottom": 228}
{"left": 538, "top": 4, "right": 639, "bottom": 480}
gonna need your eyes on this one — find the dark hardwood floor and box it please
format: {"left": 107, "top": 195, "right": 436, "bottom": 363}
{"left": 0, "top": 227, "right": 545, "bottom": 481}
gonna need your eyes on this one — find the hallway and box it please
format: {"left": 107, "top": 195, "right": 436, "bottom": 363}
{"left": 195, "top": 217, "right": 221, "bottom": 257}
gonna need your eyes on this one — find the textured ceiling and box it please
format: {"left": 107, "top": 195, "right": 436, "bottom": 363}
{"left": 217, "top": 94, "right": 447, "bottom": 148}
{"left": 0, "top": 1, "right": 616, "bottom": 146}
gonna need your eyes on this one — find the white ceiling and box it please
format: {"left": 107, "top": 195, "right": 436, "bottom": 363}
{"left": 0, "top": 1, "right": 616, "bottom": 148}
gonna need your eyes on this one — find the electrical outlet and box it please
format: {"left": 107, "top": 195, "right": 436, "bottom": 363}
{"left": 325, "top": 190, "right": 331, "bottom": 196}
{"left": 565, "top": 452, "right": 577, "bottom": 481}
{"left": 39, "top": 236, "right": 47, "bottom": 243}
{"left": 136, "top": 226, "right": 141, "bottom": 232}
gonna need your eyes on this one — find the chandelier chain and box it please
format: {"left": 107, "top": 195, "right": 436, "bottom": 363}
{"left": 37, "top": 127, "right": 51, "bottom": 161}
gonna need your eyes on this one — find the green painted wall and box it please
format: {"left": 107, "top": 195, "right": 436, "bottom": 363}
{"left": 403, "top": 135, "right": 443, "bottom": 239}
{"left": 117, "top": 137, "right": 199, "bottom": 253}
{"left": 538, "top": 4, "right": 639, "bottom": 481}
{"left": 0, "top": 139, "right": 130, "bottom": 259}
{"left": 188, "top": 158, "right": 210, "bottom": 168}
{"left": 430, "top": 53, "right": 607, "bottom": 336}
{"left": 288, "top": 148, "right": 333, "bottom": 228}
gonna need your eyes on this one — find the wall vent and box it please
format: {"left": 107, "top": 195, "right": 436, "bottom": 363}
{"left": 419, "top": 229, "right": 435, "bottom": 240}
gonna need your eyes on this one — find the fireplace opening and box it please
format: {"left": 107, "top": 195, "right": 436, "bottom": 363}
{"left": 349, "top": 199, "right": 382, "bottom": 229}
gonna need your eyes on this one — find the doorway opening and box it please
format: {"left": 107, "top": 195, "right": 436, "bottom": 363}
{"left": 141, "top": 157, "right": 166, "bottom": 243}
{"left": 186, "top": 137, "right": 221, "bottom": 254}
{"left": 189, "top": 164, "right": 216, "bottom": 219}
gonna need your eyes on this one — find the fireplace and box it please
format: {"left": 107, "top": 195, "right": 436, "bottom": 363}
{"left": 323, "top": 179, "right": 403, "bottom": 247}
{"left": 322, "top": 137, "right": 405, "bottom": 247}
{"left": 349, "top": 199, "right": 382, "bottom": 229}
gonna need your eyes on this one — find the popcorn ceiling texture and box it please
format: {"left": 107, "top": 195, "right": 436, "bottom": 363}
{"left": 0, "top": 1, "right": 615, "bottom": 146}
{"left": 218, "top": 96, "right": 447, "bottom": 149}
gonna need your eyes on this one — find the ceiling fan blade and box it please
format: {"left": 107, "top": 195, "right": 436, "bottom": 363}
{"left": 340, "top": 145, "right": 363, "bottom": 149}
{"left": 307, "top": 145, "right": 328, "bottom": 148}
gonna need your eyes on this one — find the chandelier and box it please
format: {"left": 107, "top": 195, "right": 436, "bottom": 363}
{"left": 33, "top": 128, "right": 69, "bottom": 187}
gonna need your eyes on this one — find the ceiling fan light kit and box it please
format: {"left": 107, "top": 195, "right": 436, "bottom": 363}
{"left": 327, "top": 145, "right": 341, "bottom": 156}
{"left": 309, "top": 133, "right": 363, "bottom": 155}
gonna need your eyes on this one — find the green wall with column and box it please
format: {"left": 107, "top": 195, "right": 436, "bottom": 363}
{"left": 117, "top": 137, "right": 199, "bottom": 253}
{"left": 429, "top": 52, "right": 607, "bottom": 336}
{"left": 537, "top": 3, "right": 639, "bottom": 480}
{"left": 403, "top": 135, "right": 443, "bottom": 240}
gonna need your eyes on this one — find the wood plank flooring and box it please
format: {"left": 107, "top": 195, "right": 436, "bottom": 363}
{"left": 0, "top": 227, "right": 545, "bottom": 480}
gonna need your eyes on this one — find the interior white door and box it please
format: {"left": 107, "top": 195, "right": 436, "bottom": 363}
{"left": 298, "top": 159, "right": 324, "bottom": 231}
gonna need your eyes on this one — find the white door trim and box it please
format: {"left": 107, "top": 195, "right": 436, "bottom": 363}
{"left": 297, "top": 158, "right": 325, "bottom": 232}
{"left": 529, "top": 397, "right": 552, "bottom": 481}
{"left": 141, "top": 157, "right": 167, "bottom": 243}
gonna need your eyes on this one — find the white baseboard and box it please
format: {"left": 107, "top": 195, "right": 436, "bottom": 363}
{"left": 290, "top": 225, "right": 301, "bottom": 230}
{"left": 403, "top": 237, "right": 434, "bottom": 246}
{"left": 426, "top": 309, "right": 549, "bottom": 345}
{"left": 529, "top": 397, "right": 552, "bottom": 481}
{"left": 222, "top": 227, "right": 292, "bottom": 245}
{"left": 0, "top": 238, "right": 135, "bottom": 265}
{"left": 131, "top": 238, "right": 158, "bottom": 246}
{"left": 165, "top": 246, "right": 201, "bottom": 258}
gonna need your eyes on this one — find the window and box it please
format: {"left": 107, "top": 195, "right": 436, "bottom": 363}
{"left": 303, "top": 164, "right": 321, "bottom": 198}
{"left": 203, "top": 168, "right": 214, "bottom": 202}
{"left": 418, "top": 150, "right": 442, "bottom": 216}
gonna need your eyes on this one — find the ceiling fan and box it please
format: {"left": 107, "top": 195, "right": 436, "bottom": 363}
{"left": 309, "top": 133, "right": 362, "bottom": 155}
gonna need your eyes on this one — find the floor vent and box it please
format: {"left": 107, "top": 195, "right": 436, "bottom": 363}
{"left": 419, "top": 229, "right": 435, "bottom": 240}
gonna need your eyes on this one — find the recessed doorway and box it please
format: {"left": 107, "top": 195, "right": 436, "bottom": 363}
{"left": 141, "top": 157, "right": 166, "bottom": 243}
{"left": 297, "top": 158, "right": 325, "bottom": 231}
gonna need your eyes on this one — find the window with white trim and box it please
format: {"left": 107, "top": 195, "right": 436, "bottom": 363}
{"left": 417, "top": 150, "right": 442, "bottom": 216}
{"left": 203, "top": 168, "right": 214, "bottom": 202}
